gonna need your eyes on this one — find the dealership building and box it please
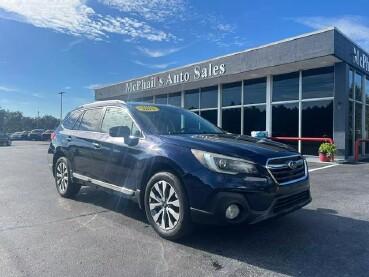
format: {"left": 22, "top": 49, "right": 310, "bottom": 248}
{"left": 95, "top": 27, "right": 369, "bottom": 160}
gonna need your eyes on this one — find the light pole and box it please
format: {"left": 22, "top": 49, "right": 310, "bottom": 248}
{"left": 58, "top": 92, "right": 66, "bottom": 123}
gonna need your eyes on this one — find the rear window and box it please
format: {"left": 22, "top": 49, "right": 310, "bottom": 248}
{"left": 63, "top": 110, "right": 83, "bottom": 130}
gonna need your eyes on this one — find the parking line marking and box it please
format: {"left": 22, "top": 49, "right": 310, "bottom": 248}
{"left": 309, "top": 164, "right": 339, "bottom": 172}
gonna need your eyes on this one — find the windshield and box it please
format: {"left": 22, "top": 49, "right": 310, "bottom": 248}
{"left": 128, "top": 103, "right": 224, "bottom": 135}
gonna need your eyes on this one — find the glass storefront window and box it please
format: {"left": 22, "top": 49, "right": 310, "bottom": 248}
{"left": 366, "top": 104, "right": 369, "bottom": 154}
{"left": 355, "top": 73, "right": 363, "bottom": 102}
{"left": 127, "top": 98, "right": 139, "bottom": 102}
{"left": 184, "top": 89, "right": 199, "bottom": 110}
{"left": 272, "top": 72, "right": 299, "bottom": 102}
{"left": 155, "top": 94, "right": 167, "bottom": 104}
{"left": 272, "top": 103, "right": 299, "bottom": 149}
{"left": 200, "top": 110, "right": 218, "bottom": 126}
{"left": 244, "top": 78, "right": 266, "bottom": 104}
{"left": 355, "top": 103, "right": 363, "bottom": 155}
{"left": 201, "top": 86, "right": 218, "bottom": 109}
{"left": 349, "top": 69, "right": 354, "bottom": 99}
{"left": 142, "top": 96, "right": 153, "bottom": 103}
{"left": 366, "top": 78, "right": 369, "bottom": 105}
{"left": 348, "top": 101, "right": 353, "bottom": 156}
{"left": 168, "top": 92, "right": 181, "bottom": 107}
{"left": 272, "top": 103, "right": 299, "bottom": 136}
{"left": 222, "top": 108, "right": 241, "bottom": 134}
{"left": 301, "top": 100, "right": 333, "bottom": 155}
{"left": 302, "top": 100, "right": 333, "bottom": 137}
{"left": 243, "top": 105, "right": 266, "bottom": 136}
{"left": 222, "top": 82, "right": 241, "bottom": 107}
{"left": 302, "top": 67, "right": 334, "bottom": 99}
{"left": 356, "top": 103, "right": 363, "bottom": 140}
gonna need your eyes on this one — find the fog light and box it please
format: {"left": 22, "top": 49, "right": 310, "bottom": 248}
{"left": 225, "top": 204, "right": 240, "bottom": 220}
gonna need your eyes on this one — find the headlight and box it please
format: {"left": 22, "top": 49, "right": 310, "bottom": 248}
{"left": 191, "top": 149, "right": 258, "bottom": 175}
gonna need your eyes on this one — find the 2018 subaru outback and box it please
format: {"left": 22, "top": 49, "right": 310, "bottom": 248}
{"left": 48, "top": 100, "right": 311, "bottom": 240}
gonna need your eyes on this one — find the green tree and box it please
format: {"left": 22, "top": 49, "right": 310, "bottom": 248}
{"left": 0, "top": 106, "right": 59, "bottom": 133}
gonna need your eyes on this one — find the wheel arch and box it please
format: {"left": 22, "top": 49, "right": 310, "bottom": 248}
{"left": 52, "top": 148, "right": 67, "bottom": 177}
{"left": 137, "top": 157, "right": 187, "bottom": 209}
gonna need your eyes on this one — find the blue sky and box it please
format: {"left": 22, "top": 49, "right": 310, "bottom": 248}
{"left": 1, "top": 0, "right": 369, "bottom": 118}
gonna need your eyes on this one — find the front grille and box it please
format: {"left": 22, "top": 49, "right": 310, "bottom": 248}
{"left": 267, "top": 155, "right": 307, "bottom": 185}
{"left": 273, "top": 190, "right": 310, "bottom": 213}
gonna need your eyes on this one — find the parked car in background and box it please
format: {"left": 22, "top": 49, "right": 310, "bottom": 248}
{"left": 48, "top": 100, "right": 311, "bottom": 240}
{"left": 28, "top": 129, "right": 45, "bottom": 141}
{"left": 41, "top": 130, "right": 54, "bottom": 141}
{"left": 10, "top": 132, "right": 23, "bottom": 140}
{"left": 0, "top": 131, "right": 12, "bottom": 146}
{"left": 21, "top": 131, "right": 30, "bottom": 140}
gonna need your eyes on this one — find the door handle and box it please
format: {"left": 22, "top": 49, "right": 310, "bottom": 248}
{"left": 66, "top": 136, "right": 72, "bottom": 142}
{"left": 92, "top": 142, "right": 101, "bottom": 149}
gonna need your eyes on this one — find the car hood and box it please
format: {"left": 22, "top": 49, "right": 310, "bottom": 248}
{"left": 159, "top": 133, "right": 299, "bottom": 164}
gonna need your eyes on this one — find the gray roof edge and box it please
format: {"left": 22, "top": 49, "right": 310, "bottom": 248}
{"left": 333, "top": 27, "right": 369, "bottom": 55}
{"left": 94, "top": 27, "right": 336, "bottom": 92}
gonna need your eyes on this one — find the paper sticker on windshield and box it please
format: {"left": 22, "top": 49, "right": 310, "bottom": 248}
{"left": 135, "top": 106, "right": 159, "bottom": 112}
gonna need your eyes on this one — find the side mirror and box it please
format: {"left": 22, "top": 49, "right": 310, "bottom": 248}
{"left": 109, "top": 126, "right": 139, "bottom": 146}
{"left": 109, "top": 126, "right": 130, "bottom": 138}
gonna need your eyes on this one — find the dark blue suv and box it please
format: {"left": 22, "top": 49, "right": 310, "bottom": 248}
{"left": 48, "top": 100, "right": 311, "bottom": 240}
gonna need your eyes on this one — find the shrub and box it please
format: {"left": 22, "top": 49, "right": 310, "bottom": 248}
{"left": 318, "top": 142, "right": 338, "bottom": 158}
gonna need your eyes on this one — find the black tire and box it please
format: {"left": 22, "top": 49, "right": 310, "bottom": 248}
{"left": 144, "top": 172, "right": 193, "bottom": 240}
{"left": 54, "top": 157, "right": 81, "bottom": 198}
{"left": 6, "top": 139, "right": 11, "bottom": 146}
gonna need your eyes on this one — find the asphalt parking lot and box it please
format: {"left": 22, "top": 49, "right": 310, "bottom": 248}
{"left": 1, "top": 141, "right": 369, "bottom": 277}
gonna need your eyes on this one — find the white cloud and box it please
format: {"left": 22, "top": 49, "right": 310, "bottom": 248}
{"left": 62, "top": 39, "right": 84, "bottom": 52}
{"left": 137, "top": 46, "right": 183, "bottom": 57}
{"left": 31, "top": 93, "right": 44, "bottom": 98}
{"left": 0, "top": 85, "right": 17, "bottom": 92}
{"left": 100, "top": 16, "right": 175, "bottom": 41}
{"left": 99, "top": 0, "right": 186, "bottom": 22}
{"left": 84, "top": 84, "right": 102, "bottom": 90}
{"left": 64, "top": 86, "right": 71, "bottom": 90}
{"left": 133, "top": 60, "right": 176, "bottom": 69}
{"left": 0, "top": 61, "right": 7, "bottom": 64}
{"left": 0, "top": 0, "right": 244, "bottom": 49}
{"left": 216, "top": 23, "right": 236, "bottom": 32}
{"left": 0, "top": 0, "right": 175, "bottom": 42}
{"left": 293, "top": 16, "right": 369, "bottom": 50}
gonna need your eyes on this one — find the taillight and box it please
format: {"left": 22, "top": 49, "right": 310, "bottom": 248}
{"left": 51, "top": 132, "right": 56, "bottom": 140}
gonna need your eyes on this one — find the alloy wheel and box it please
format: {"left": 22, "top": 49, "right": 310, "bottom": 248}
{"left": 149, "top": 180, "right": 180, "bottom": 230}
{"left": 56, "top": 162, "right": 69, "bottom": 193}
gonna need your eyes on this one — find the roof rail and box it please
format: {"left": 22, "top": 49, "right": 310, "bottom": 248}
{"left": 79, "top": 100, "right": 126, "bottom": 109}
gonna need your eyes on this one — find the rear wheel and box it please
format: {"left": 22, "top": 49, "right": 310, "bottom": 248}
{"left": 55, "top": 157, "right": 81, "bottom": 198}
{"left": 144, "top": 172, "right": 193, "bottom": 240}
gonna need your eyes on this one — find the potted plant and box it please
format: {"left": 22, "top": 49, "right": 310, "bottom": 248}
{"left": 318, "top": 142, "right": 337, "bottom": 162}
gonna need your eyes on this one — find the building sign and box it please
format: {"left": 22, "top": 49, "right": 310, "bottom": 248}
{"left": 125, "top": 63, "right": 226, "bottom": 93}
{"left": 353, "top": 47, "right": 369, "bottom": 72}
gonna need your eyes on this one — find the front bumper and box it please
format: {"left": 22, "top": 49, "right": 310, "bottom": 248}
{"left": 185, "top": 171, "right": 311, "bottom": 225}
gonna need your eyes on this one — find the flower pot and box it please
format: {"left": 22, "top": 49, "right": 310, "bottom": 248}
{"left": 319, "top": 152, "right": 334, "bottom": 162}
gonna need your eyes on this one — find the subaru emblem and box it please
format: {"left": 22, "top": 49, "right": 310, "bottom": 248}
{"left": 287, "top": 161, "right": 297, "bottom": 169}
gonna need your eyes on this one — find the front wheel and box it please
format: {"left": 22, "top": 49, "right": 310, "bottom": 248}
{"left": 55, "top": 157, "right": 81, "bottom": 198}
{"left": 144, "top": 172, "right": 193, "bottom": 240}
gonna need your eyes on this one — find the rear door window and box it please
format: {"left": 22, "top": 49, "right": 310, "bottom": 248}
{"left": 78, "top": 108, "right": 103, "bottom": 132}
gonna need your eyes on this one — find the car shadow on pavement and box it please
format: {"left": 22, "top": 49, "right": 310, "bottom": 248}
{"left": 71, "top": 187, "right": 369, "bottom": 276}
{"left": 182, "top": 209, "right": 369, "bottom": 277}
{"left": 75, "top": 186, "right": 148, "bottom": 223}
